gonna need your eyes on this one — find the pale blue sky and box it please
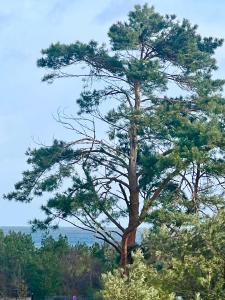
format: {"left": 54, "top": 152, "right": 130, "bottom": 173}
{"left": 0, "top": 0, "right": 224, "bottom": 226}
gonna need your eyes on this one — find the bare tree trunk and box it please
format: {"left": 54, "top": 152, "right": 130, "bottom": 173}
{"left": 121, "top": 81, "right": 140, "bottom": 267}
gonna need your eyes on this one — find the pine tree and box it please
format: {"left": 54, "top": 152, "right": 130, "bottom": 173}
{"left": 5, "top": 4, "right": 225, "bottom": 266}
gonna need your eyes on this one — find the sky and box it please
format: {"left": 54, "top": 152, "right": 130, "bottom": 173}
{"left": 0, "top": 0, "right": 225, "bottom": 226}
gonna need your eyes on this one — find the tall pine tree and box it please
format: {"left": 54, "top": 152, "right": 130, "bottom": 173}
{"left": 6, "top": 4, "right": 225, "bottom": 266}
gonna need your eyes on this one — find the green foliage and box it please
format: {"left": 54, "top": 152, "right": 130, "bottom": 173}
{"left": 102, "top": 210, "right": 225, "bottom": 300}
{"left": 101, "top": 250, "right": 175, "bottom": 300}
{"left": 37, "top": 40, "right": 124, "bottom": 81}
{"left": 0, "top": 231, "right": 34, "bottom": 297}
{"left": 142, "top": 210, "right": 225, "bottom": 299}
{"left": 108, "top": 4, "right": 222, "bottom": 78}
{"left": 26, "top": 236, "right": 69, "bottom": 299}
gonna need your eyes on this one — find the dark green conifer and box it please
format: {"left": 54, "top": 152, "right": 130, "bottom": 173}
{"left": 6, "top": 4, "right": 225, "bottom": 266}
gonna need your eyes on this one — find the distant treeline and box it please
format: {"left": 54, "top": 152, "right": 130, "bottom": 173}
{"left": 0, "top": 230, "right": 116, "bottom": 299}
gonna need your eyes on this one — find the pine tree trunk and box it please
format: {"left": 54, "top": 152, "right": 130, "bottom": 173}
{"left": 121, "top": 228, "right": 137, "bottom": 266}
{"left": 121, "top": 193, "right": 139, "bottom": 266}
{"left": 121, "top": 81, "right": 140, "bottom": 267}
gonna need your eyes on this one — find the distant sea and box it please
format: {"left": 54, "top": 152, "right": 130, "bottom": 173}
{"left": 0, "top": 226, "right": 144, "bottom": 247}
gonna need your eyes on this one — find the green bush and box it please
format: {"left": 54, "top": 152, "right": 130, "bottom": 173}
{"left": 101, "top": 250, "right": 175, "bottom": 300}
